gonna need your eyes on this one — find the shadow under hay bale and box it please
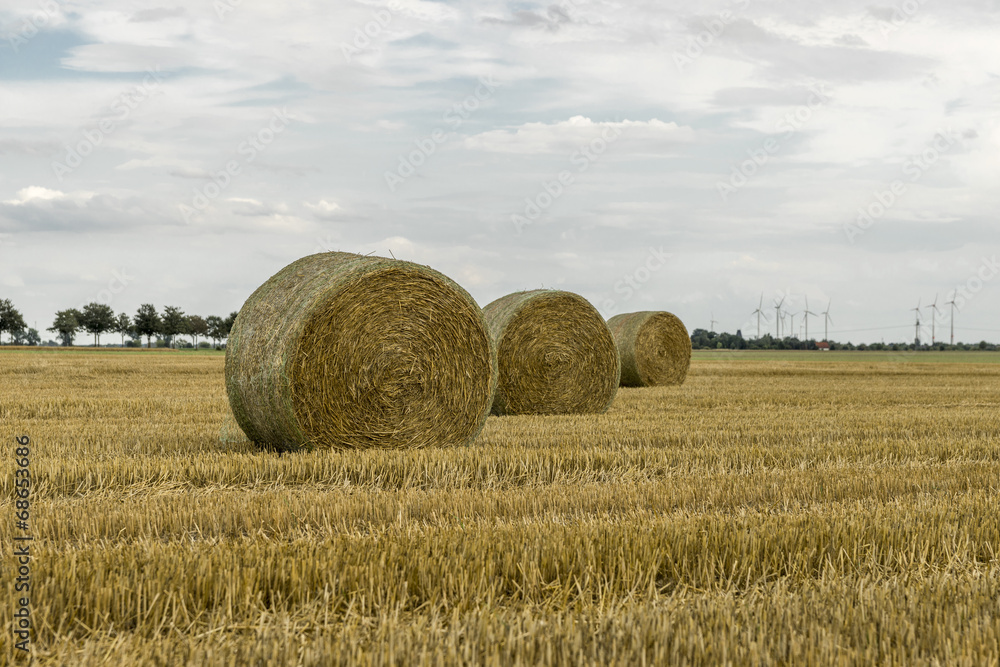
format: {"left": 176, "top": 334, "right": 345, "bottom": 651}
{"left": 483, "top": 289, "right": 619, "bottom": 416}
{"left": 607, "top": 311, "right": 691, "bottom": 387}
{"left": 218, "top": 411, "right": 250, "bottom": 446}
{"left": 225, "top": 252, "right": 497, "bottom": 451}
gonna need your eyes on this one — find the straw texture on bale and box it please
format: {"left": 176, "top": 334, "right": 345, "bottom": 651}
{"left": 225, "top": 252, "right": 497, "bottom": 451}
{"left": 607, "top": 311, "right": 691, "bottom": 387}
{"left": 482, "top": 290, "right": 620, "bottom": 416}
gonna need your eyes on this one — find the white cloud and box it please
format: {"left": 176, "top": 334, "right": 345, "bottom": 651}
{"left": 116, "top": 156, "right": 197, "bottom": 171}
{"left": 227, "top": 198, "right": 289, "bottom": 217}
{"left": 3, "top": 187, "right": 99, "bottom": 206}
{"left": 463, "top": 116, "right": 694, "bottom": 154}
{"left": 304, "top": 199, "right": 342, "bottom": 218}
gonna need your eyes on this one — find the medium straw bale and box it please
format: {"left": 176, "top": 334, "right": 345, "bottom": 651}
{"left": 482, "top": 290, "right": 619, "bottom": 415}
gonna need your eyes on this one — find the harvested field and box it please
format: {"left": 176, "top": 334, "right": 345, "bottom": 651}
{"left": 1, "top": 349, "right": 999, "bottom": 665}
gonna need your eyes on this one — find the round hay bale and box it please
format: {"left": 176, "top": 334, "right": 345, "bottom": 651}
{"left": 607, "top": 311, "right": 691, "bottom": 387}
{"left": 482, "top": 290, "right": 619, "bottom": 415}
{"left": 225, "top": 252, "right": 497, "bottom": 451}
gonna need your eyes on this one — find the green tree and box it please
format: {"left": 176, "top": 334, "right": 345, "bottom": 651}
{"left": 134, "top": 304, "right": 162, "bottom": 349}
{"left": 186, "top": 315, "right": 208, "bottom": 348}
{"left": 206, "top": 315, "right": 226, "bottom": 348}
{"left": 48, "top": 309, "right": 81, "bottom": 347}
{"left": 22, "top": 328, "right": 40, "bottom": 346}
{"left": 161, "top": 306, "right": 186, "bottom": 348}
{"left": 79, "top": 302, "right": 116, "bottom": 346}
{"left": 11, "top": 325, "right": 33, "bottom": 345}
{"left": 114, "top": 312, "right": 133, "bottom": 347}
{"left": 0, "top": 298, "right": 27, "bottom": 345}
{"left": 223, "top": 311, "right": 238, "bottom": 336}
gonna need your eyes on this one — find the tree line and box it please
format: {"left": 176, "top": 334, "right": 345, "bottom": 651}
{"left": 0, "top": 299, "right": 237, "bottom": 348}
{"left": 691, "top": 329, "right": 999, "bottom": 351}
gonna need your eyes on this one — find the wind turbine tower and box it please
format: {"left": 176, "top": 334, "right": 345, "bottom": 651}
{"left": 710, "top": 313, "right": 718, "bottom": 332}
{"left": 822, "top": 300, "right": 832, "bottom": 342}
{"left": 927, "top": 294, "right": 941, "bottom": 345}
{"left": 911, "top": 299, "right": 922, "bottom": 347}
{"left": 752, "top": 294, "right": 765, "bottom": 339}
{"left": 774, "top": 296, "right": 785, "bottom": 338}
{"left": 803, "top": 296, "right": 816, "bottom": 341}
{"left": 946, "top": 297, "right": 957, "bottom": 345}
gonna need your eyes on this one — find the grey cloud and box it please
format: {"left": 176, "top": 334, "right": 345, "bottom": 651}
{"left": 0, "top": 194, "right": 176, "bottom": 232}
{"left": 130, "top": 8, "right": 185, "bottom": 23}
{"left": 716, "top": 18, "right": 777, "bottom": 44}
{"left": 866, "top": 6, "right": 898, "bottom": 21}
{"left": 481, "top": 5, "right": 573, "bottom": 31}
{"left": 251, "top": 162, "right": 322, "bottom": 177}
{"left": 0, "top": 138, "right": 60, "bottom": 156}
{"left": 680, "top": 17, "right": 938, "bottom": 83}
{"left": 711, "top": 86, "right": 830, "bottom": 107}
{"left": 846, "top": 218, "right": 996, "bottom": 254}
{"left": 834, "top": 34, "right": 868, "bottom": 47}
{"left": 169, "top": 168, "right": 214, "bottom": 180}
{"left": 228, "top": 199, "right": 286, "bottom": 217}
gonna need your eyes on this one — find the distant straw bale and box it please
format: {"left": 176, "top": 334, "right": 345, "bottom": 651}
{"left": 607, "top": 311, "right": 690, "bottom": 387}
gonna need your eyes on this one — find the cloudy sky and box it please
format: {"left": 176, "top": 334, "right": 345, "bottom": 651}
{"left": 1, "top": 0, "right": 998, "bottom": 344}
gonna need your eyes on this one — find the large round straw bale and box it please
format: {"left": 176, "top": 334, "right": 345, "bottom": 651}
{"left": 225, "top": 252, "right": 497, "bottom": 451}
{"left": 482, "top": 290, "right": 619, "bottom": 415}
{"left": 606, "top": 311, "right": 691, "bottom": 387}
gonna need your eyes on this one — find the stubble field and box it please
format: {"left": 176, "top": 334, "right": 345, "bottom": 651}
{"left": 1, "top": 348, "right": 999, "bottom": 665}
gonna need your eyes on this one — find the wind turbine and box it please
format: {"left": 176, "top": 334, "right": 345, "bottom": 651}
{"left": 911, "top": 299, "right": 922, "bottom": 346}
{"left": 822, "top": 300, "right": 833, "bottom": 342}
{"left": 802, "top": 296, "right": 817, "bottom": 341}
{"left": 710, "top": 313, "right": 718, "bottom": 332}
{"left": 946, "top": 297, "right": 957, "bottom": 345}
{"left": 926, "top": 294, "right": 941, "bottom": 345}
{"left": 752, "top": 293, "right": 765, "bottom": 339}
{"left": 787, "top": 311, "right": 798, "bottom": 339}
{"left": 773, "top": 296, "right": 785, "bottom": 338}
